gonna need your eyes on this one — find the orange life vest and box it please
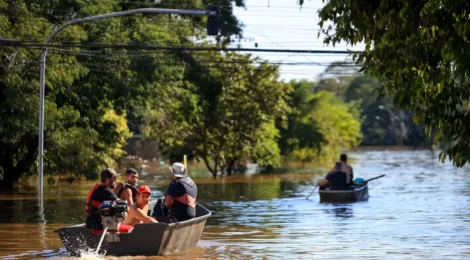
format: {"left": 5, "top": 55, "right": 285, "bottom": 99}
{"left": 85, "top": 184, "right": 102, "bottom": 216}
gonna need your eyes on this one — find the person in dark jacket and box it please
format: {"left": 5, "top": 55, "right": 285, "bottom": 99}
{"left": 318, "top": 162, "right": 350, "bottom": 190}
{"left": 164, "top": 162, "right": 198, "bottom": 221}
{"left": 85, "top": 168, "right": 132, "bottom": 232}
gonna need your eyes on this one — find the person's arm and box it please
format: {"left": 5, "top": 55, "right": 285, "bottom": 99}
{"left": 165, "top": 195, "right": 174, "bottom": 208}
{"left": 165, "top": 182, "right": 178, "bottom": 208}
{"left": 121, "top": 189, "right": 133, "bottom": 207}
{"left": 129, "top": 207, "right": 158, "bottom": 223}
{"left": 318, "top": 179, "right": 329, "bottom": 187}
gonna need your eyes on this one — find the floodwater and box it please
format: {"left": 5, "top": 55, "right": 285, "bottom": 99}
{"left": 1, "top": 149, "right": 470, "bottom": 259}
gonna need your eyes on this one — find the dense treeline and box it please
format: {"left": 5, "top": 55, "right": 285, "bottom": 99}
{"left": 303, "top": 0, "right": 470, "bottom": 166}
{"left": 0, "top": 0, "right": 246, "bottom": 187}
{"left": 0, "top": 0, "right": 431, "bottom": 187}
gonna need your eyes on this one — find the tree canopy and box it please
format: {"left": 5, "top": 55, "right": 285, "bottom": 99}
{"left": 303, "top": 0, "right": 470, "bottom": 166}
{"left": 278, "top": 80, "right": 362, "bottom": 163}
{"left": 143, "top": 53, "right": 291, "bottom": 177}
{"left": 0, "top": 0, "right": 245, "bottom": 187}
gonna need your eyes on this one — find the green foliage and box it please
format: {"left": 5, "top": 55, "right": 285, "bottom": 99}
{"left": 278, "top": 80, "right": 362, "bottom": 163}
{"left": 310, "top": 0, "right": 470, "bottom": 166}
{"left": 0, "top": 0, "right": 244, "bottom": 187}
{"left": 144, "top": 52, "right": 291, "bottom": 177}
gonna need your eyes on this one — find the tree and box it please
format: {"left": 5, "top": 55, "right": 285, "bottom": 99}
{"left": 278, "top": 80, "right": 362, "bottom": 163}
{"left": 143, "top": 53, "right": 291, "bottom": 178}
{"left": 303, "top": 0, "right": 470, "bottom": 166}
{"left": 0, "top": 0, "right": 245, "bottom": 188}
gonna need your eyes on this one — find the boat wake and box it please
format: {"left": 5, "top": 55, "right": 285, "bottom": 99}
{"left": 2, "top": 247, "right": 106, "bottom": 259}
{"left": 71, "top": 248, "right": 106, "bottom": 259}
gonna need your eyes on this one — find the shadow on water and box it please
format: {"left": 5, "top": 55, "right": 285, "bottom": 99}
{"left": 1, "top": 149, "right": 470, "bottom": 259}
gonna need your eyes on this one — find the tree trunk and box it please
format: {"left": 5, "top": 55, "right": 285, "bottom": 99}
{"left": 226, "top": 157, "right": 238, "bottom": 176}
{"left": 202, "top": 156, "right": 218, "bottom": 178}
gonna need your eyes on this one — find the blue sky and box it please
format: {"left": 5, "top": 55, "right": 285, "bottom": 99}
{"left": 232, "top": 0, "right": 364, "bottom": 81}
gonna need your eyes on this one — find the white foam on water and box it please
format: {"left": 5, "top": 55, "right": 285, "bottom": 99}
{"left": 76, "top": 248, "right": 106, "bottom": 259}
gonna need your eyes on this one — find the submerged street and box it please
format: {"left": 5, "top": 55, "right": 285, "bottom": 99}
{"left": 1, "top": 149, "right": 469, "bottom": 259}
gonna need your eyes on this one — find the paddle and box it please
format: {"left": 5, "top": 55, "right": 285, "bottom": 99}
{"left": 306, "top": 186, "right": 319, "bottom": 200}
{"left": 361, "top": 174, "right": 386, "bottom": 183}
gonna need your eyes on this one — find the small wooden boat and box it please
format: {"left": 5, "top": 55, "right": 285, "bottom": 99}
{"left": 319, "top": 183, "right": 369, "bottom": 203}
{"left": 55, "top": 200, "right": 211, "bottom": 256}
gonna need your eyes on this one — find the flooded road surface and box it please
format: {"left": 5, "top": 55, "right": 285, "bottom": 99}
{"left": 1, "top": 149, "right": 470, "bottom": 259}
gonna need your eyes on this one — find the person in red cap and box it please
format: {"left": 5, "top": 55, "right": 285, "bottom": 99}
{"left": 121, "top": 185, "right": 158, "bottom": 227}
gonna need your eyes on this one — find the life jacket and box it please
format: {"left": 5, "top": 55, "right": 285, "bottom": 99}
{"left": 115, "top": 183, "right": 138, "bottom": 202}
{"left": 85, "top": 184, "right": 101, "bottom": 216}
{"left": 174, "top": 177, "right": 197, "bottom": 208}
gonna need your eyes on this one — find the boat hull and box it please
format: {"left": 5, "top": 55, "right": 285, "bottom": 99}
{"left": 319, "top": 183, "right": 369, "bottom": 202}
{"left": 55, "top": 201, "right": 211, "bottom": 256}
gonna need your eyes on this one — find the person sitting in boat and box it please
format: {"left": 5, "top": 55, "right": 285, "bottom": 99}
{"left": 121, "top": 185, "right": 158, "bottom": 227}
{"left": 115, "top": 168, "right": 139, "bottom": 207}
{"left": 318, "top": 162, "right": 350, "bottom": 190}
{"left": 85, "top": 168, "right": 133, "bottom": 233}
{"left": 326, "top": 154, "right": 354, "bottom": 185}
{"left": 339, "top": 154, "right": 354, "bottom": 185}
{"left": 164, "top": 162, "right": 198, "bottom": 221}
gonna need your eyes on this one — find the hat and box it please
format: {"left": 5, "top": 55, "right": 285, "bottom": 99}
{"left": 125, "top": 168, "right": 138, "bottom": 175}
{"left": 170, "top": 162, "right": 187, "bottom": 178}
{"left": 100, "top": 168, "right": 121, "bottom": 182}
{"left": 137, "top": 185, "right": 151, "bottom": 194}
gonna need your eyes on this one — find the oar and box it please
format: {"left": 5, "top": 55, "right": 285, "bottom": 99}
{"left": 362, "top": 174, "right": 386, "bottom": 183}
{"left": 306, "top": 186, "right": 319, "bottom": 200}
{"left": 95, "top": 225, "right": 109, "bottom": 254}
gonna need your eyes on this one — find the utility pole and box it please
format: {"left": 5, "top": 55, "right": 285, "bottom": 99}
{"left": 38, "top": 7, "right": 218, "bottom": 198}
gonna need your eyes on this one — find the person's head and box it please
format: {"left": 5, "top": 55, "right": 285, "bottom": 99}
{"left": 100, "top": 168, "right": 120, "bottom": 189}
{"left": 340, "top": 154, "right": 347, "bottom": 163}
{"left": 125, "top": 168, "right": 139, "bottom": 185}
{"left": 334, "top": 162, "right": 342, "bottom": 172}
{"left": 170, "top": 162, "right": 187, "bottom": 179}
{"left": 136, "top": 185, "right": 151, "bottom": 206}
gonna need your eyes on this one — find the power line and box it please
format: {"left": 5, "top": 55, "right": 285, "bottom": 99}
{"left": 0, "top": 39, "right": 359, "bottom": 54}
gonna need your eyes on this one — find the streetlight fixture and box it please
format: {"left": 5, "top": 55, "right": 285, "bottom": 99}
{"left": 38, "top": 7, "right": 219, "bottom": 197}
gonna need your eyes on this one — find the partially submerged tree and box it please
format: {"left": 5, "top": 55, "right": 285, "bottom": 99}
{"left": 0, "top": 0, "right": 245, "bottom": 188}
{"left": 278, "top": 80, "right": 362, "bottom": 163}
{"left": 144, "top": 53, "right": 291, "bottom": 178}
{"left": 302, "top": 0, "right": 470, "bottom": 166}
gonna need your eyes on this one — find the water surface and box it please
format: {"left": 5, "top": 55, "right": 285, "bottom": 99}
{"left": 1, "top": 149, "right": 469, "bottom": 259}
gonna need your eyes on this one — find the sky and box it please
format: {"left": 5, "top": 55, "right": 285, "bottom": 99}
{"left": 232, "top": 0, "right": 365, "bottom": 81}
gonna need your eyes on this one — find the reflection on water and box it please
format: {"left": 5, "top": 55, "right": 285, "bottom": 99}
{"left": 1, "top": 149, "right": 470, "bottom": 259}
{"left": 322, "top": 205, "right": 354, "bottom": 219}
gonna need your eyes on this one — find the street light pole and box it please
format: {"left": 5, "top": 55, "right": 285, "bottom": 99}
{"left": 38, "top": 8, "right": 217, "bottom": 197}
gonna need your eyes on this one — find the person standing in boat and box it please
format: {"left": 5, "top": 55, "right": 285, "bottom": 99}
{"left": 121, "top": 185, "right": 158, "bottom": 227}
{"left": 318, "top": 162, "right": 350, "bottom": 190}
{"left": 164, "top": 162, "right": 198, "bottom": 221}
{"left": 85, "top": 168, "right": 133, "bottom": 232}
{"left": 115, "top": 168, "right": 139, "bottom": 207}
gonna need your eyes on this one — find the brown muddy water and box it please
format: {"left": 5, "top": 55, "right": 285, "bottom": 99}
{"left": 1, "top": 150, "right": 470, "bottom": 259}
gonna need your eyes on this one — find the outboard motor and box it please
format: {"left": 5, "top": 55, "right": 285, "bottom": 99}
{"left": 98, "top": 200, "right": 128, "bottom": 242}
